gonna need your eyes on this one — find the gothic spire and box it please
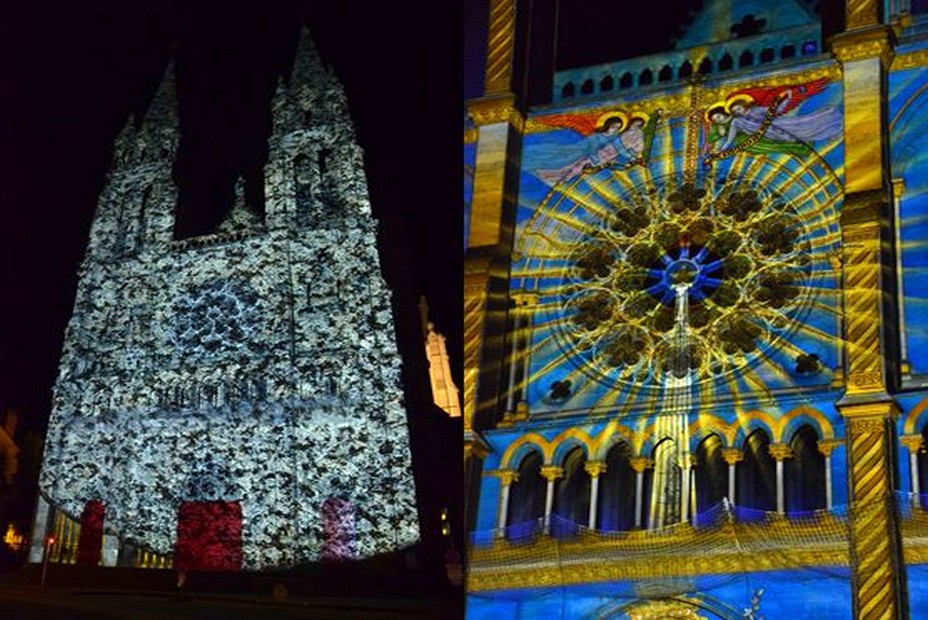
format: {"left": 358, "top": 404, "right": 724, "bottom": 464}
{"left": 139, "top": 56, "right": 179, "bottom": 130}
{"left": 287, "top": 26, "right": 325, "bottom": 91}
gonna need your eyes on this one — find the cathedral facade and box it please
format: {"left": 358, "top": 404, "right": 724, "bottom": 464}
{"left": 465, "top": 0, "right": 928, "bottom": 617}
{"left": 30, "top": 28, "right": 419, "bottom": 571}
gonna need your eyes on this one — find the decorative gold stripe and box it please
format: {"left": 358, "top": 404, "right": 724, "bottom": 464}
{"left": 484, "top": 0, "right": 516, "bottom": 94}
{"left": 892, "top": 50, "right": 928, "bottom": 72}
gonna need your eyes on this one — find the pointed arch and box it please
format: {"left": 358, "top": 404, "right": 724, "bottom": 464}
{"left": 501, "top": 433, "right": 552, "bottom": 469}
{"left": 646, "top": 438, "right": 681, "bottom": 528}
{"left": 697, "top": 57, "right": 713, "bottom": 75}
{"left": 786, "top": 425, "right": 826, "bottom": 514}
{"left": 902, "top": 396, "right": 928, "bottom": 435}
{"left": 695, "top": 433, "right": 727, "bottom": 520}
{"left": 550, "top": 428, "right": 595, "bottom": 465}
{"left": 599, "top": 440, "right": 636, "bottom": 531}
{"left": 678, "top": 60, "right": 693, "bottom": 79}
{"left": 592, "top": 421, "right": 643, "bottom": 460}
{"left": 506, "top": 450, "right": 545, "bottom": 539}
{"left": 738, "top": 429, "right": 776, "bottom": 515}
{"left": 718, "top": 53, "right": 733, "bottom": 71}
{"left": 780, "top": 405, "right": 836, "bottom": 443}
{"left": 552, "top": 446, "right": 590, "bottom": 536}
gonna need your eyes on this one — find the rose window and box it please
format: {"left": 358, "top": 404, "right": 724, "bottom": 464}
{"left": 557, "top": 181, "right": 813, "bottom": 385}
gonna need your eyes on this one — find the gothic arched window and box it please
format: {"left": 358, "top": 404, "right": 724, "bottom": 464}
{"left": 658, "top": 65, "right": 673, "bottom": 82}
{"left": 645, "top": 438, "right": 681, "bottom": 528}
{"left": 639, "top": 69, "right": 653, "bottom": 86}
{"left": 598, "top": 441, "right": 636, "bottom": 531}
{"left": 739, "top": 50, "right": 754, "bottom": 68}
{"left": 718, "top": 53, "right": 733, "bottom": 71}
{"left": 506, "top": 450, "right": 545, "bottom": 540}
{"left": 561, "top": 82, "right": 575, "bottom": 98}
{"left": 785, "top": 425, "right": 826, "bottom": 514}
{"left": 600, "top": 75, "right": 614, "bottom": 92}
{"left": 919, "top": 425, "right": 928, "bottom": 508}
{"left": 697, "top": 57, "right": 713, "bottom": 75}
{"left": 738, "top": 429, "right": 776, "bottom": 517}
{"left": 619, "top": 72, "right": 633, "bottom": 89}
{"left": 552, "top": 447, "right": 590, "bottom": 537}
{"left": 581, "top": 78, "right": 595, "bottom": 95}
{"left": 678, "top": 61, "right": 693, "bottom": 80}
{"left": 695, "top": 434, "right": 727, "bottom": 523}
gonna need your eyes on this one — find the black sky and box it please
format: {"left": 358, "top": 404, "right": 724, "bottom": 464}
{"left": 0, "top": 2, "right": 461, "bottom": 436}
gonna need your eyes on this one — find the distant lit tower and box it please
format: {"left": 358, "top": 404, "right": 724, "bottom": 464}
{"left": 420, "top": 297, "right": 462, "bottom": 418}
{"left": 30, "top": 28, "right": 419, "bottom": 570}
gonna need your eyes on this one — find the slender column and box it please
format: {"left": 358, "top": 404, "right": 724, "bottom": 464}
{"left": 818, "top": 439, "right": 842, "bottom": 510}
{"left": 679, "top": 454, "right": 696, "bottom": 523}
{"left": 517, "top": 296, "right": 536, "bottom": 415}
{"left": 629, "top": 457, "right": 653, "bottom": 529}
{"left": 540, "top": 465, "right": 564, "bottom": 533}
{"left": 769, "top": 443, "right": 794, "bottom": 515}
{"left": 584, "top": 461, "right": 607, "bottom": 529}
{"left": 493, "top": 470, "right": 519, "bottom": 537}
{"left": 721, "top": 448, "right": 744, "bottom": 506}
{"left": 893, "top": 178, "right": 909, "bottom": 373}
{"left": 504, "top": 298, "right": 522, "bottom": 413}
{"left": 901, "top": 434, "right": 923, "bottom": 502}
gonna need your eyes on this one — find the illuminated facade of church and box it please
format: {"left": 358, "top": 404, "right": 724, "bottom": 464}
{"left": 465, "top": 0, "right": 928, "bottom": 617}
{"left": 29, "top": 28, "right": 419, "bottom": 571}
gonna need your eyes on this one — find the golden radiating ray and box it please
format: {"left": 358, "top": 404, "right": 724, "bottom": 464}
{"left": 757, "top": 156, "right": 841, "bottom": 220}
{"left": 739, "top": 364, "right": 776, "bottom": 401}
{"left": 889, "top": 77, "right": 928, "bottom": 132}
{"left": 722, "top": 151, "right": 753, "bottom": 184}
{"left": 899, "top": 239, "right": 928, "bottom": 252}
{"left": 769, "top": 168, "right": 842, "bottom": 219}
{"left": 899, "top": 212, "right": 928, "bottom": 228}
{"left": 523, "top": 343, "right": 580, "bottom": 385}
{"left": 897, "top": 294, "right": 928, "bottom": 306}
{"left": 510, "top": 264, "right": 576, "bottom": 279}
{"left": 634, "top": 159, "right": 657, "bottom": 192}
{"left": 800, "top": 228, "right": 843, "bottom": 248}
{"left": 697, "top": 376, "right": 716, "bottom": 411}
{"left": 619, "top": 377, "right": 661, "bottom": 418}
{"left": 787, "top": 318, "right": 844, "bottom": 347}
{"left": 599, "top": 375, "right": 647, "bottom": 414}
{"left": 659, "top": 119, "right": 678, "bottom": 181}
{"left": 568, "top": 180, "right": 621, "bottom": 221}
{"left": 592, "top": 167, "right": 638, "bottom": 201}
{"left": 518, "top": 177, "right": 596, "bottom": 251}
{"left": 753, "top": 345, "right": 800, "bottom": 385}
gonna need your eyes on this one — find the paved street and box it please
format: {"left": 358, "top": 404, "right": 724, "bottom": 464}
{"left": 0, "top": 584, "right": 458, "bottom": 619}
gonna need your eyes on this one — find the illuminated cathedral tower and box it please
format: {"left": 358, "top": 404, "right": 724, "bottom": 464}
{"left": 30, "top": 28, "right": 419, "bottom": 570}
{"left": 467, "top": 0, "right": 928, "bottom": 617}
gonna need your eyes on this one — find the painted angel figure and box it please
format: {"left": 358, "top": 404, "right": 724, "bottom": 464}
{"left": 706, "top": 77, "right": 841, "bottom": 158}
{"left": 525, "top": 109, "right": 659, "bottom": 184}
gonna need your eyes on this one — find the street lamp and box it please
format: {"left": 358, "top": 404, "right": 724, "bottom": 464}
{"left": 40, "top": 534, "right": 56, "bottom": 588}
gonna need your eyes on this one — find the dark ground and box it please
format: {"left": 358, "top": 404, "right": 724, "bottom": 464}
{"left": 0, "top": 560, "right": 462, "bottom": 619}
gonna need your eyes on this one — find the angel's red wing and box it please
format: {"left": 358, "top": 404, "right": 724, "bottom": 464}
{"left": 534, "top": 111, "right": 602, "bottom": 136}
{"left": 730, "top": 77, "right": 831, "bottom": 115}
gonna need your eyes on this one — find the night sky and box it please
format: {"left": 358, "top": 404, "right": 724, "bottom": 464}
{"left": 0, "top": 2, "right": 461, "bottom": 440}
